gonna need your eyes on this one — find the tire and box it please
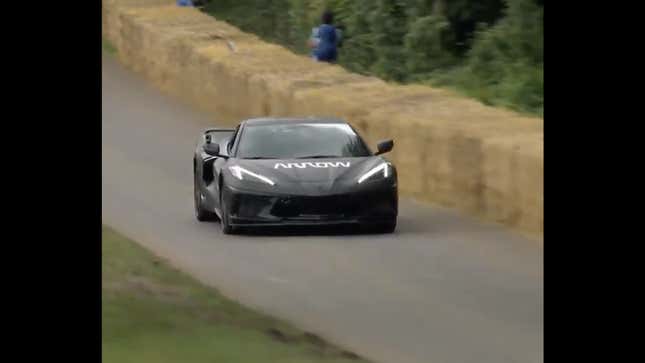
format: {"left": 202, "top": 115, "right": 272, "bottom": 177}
{"left": 219, "top": 191, "right": 235, "bottom": 234}
{"left": 370, "top": 220, "right": 396, "bottom": 234}
{"left": 194, "top": 173, "right": 217, "bottom": 222}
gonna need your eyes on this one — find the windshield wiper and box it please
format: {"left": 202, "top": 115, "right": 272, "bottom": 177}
{"left": 243, "top": 156, "right": 278, "bottom": 160}
{"left": 294, "top": 155, "right": 342, "bottom": 159}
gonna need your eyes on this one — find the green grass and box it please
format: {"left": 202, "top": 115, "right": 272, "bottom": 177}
{"left": 102, "top": 226, "right": 367, "bottom": 363}
{"left": 102, "top": 37, "right": 117, "bottom": 55}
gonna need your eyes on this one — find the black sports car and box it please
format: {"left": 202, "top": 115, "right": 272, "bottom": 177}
{"left": 193, "top": 117, "right": 398, "bottom": 234}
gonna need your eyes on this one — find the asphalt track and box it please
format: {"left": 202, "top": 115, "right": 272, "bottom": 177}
{"left": 102, "top": 54, "right": 543, "bottom": 363}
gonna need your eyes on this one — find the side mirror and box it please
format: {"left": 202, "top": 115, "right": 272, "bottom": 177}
{"left": 375, "top": 139, "right": 394, "bottom": 155}
{"left": 204, "top": 142, "right": 221, "bottom": 157}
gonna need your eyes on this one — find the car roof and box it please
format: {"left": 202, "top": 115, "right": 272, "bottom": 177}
{"left": 241, "top": 117, "right": 348, "bottom": 127}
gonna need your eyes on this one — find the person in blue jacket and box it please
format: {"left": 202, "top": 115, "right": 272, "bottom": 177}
{"left": 177, "top": 0, "right": 193, "bottom": 6}
{"left": 307, "top": 11, "right": 338, "bottom": 63}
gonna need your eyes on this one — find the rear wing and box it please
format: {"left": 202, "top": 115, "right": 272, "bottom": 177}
{"left": 204, "top": 127, "right": 235, "bottom": 134}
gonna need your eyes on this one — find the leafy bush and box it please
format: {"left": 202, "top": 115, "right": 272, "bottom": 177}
{"left": 458, "top": 0, "right": 544, "bottom": 114}
{"left": 404, "top": 14, "right": 456, "bottom": 79}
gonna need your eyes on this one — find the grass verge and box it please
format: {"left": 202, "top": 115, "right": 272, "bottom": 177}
{"left": 102, "top": 36, "right": 117, "bottom": 55}
{"left": 102, "top": 225, "right": 366, "bottom": 363}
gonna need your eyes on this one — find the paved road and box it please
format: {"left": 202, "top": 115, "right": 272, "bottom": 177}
{"left": 102, "top": 54, "right": 543, "bottom": 363}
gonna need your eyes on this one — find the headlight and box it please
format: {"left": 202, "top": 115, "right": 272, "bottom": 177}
{"left": 229, "top": 166, "right": 275, "bottom": 186}
{"left": 357, "top": 163, "right": 390, "bottom": 184}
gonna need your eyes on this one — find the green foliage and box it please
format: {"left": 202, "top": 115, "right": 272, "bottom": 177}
{"left": 404, "top": 14, "right": 455, "bottom": 78}
{"left": 335, "top": 0, "right": 378, "bottom": 74}
{"left": 441, "top": 0, "right": 505, "bottom": 53}
{"left": 102, "top": 37, "right": 117, "bottom": 55}
{"left": 200, "top": 0, "right": 543, "bottom": 116}
{"left": 370, "top": 0, "right": 409, "bottom": 81}
{"left": 459, "top": 0, "right": 543, "bottom": 115}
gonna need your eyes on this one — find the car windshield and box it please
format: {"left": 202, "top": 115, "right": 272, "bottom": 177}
{"left": 236, "top": 123, "right": 372, "bottom": 159}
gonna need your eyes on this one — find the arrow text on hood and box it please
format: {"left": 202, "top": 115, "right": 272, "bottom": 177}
{"left": 274, "top": 161, "right": 351, "bottom": 169}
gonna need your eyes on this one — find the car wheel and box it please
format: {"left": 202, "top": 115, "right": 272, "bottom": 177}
{"left": 219, "top": 192, "right": 235, "bottom": 235}
{"left": 194, "top": 173, "right": 217, "bottom": 222}
{"left": 369, "top": 220, "right": 396, "bottom": 234}
{"left": 382, "top": 221, "right": 396, "bottom": 234}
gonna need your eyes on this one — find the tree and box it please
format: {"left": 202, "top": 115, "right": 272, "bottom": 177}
{"left": 462, "top": 0, "right": 543, "bottom": 113}
{"left": 335, "top": 0, "right": 378, "bottom": 74}
{"left": 370, "top": 0, "right": 409, "bottom": 81}
{"left": 404, "top": 14, "right": 456, "bottom": 78}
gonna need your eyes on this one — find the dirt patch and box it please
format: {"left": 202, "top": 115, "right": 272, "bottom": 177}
{"left": 266, "top": 327, "right": 294, "bottom": 343}
{"left": 264, "top": 328, "right": 363, "bottom": 360}
{"left": 303, "top": 332, "right": 327, "bottom": 348}
{"left": 104, "top": 275, "right": 192, "bottom": 305}
{"left": 341, "top": 351, "right": 361, "bottom": 360}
